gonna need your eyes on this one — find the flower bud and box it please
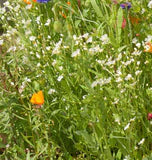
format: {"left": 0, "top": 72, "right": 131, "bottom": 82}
{"left": 148, "top": 113, "right": 152, "bottom": 120}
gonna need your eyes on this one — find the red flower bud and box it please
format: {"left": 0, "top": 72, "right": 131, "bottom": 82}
{"left": 136, "top": 33, "right": 140, "bottom": 37}
{"left": 148, "top": 113, "right": 152, "bottom": 120}
{"left": 122, "top": 17, "right": 126, "bottom": 29}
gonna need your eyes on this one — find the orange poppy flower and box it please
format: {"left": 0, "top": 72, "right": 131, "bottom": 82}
{"left": 23, "top": 0, "right": 36, "bottom": 5}
{"left": 144, "top": 42, "right": 152, "bottom": 53}
{"left": 30, "top": 91, "right": 44, "bottom": 105}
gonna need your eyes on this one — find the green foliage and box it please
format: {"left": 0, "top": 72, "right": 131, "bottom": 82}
{"left": 0, "top": 0, "right": 152, "bottom": 159}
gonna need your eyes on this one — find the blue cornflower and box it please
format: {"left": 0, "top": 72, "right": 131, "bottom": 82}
{"left": 37, "top": 0, "right": 49, "bottom": 3}
{"left": 120, "top": 2, "right": 131, "bottom": 9}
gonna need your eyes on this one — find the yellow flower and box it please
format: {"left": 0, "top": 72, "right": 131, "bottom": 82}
{"left": 30, "top": 91, "right": 44, "bottom": 105}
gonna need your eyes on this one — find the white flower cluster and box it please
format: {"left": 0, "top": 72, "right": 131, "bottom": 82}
{"left": 52, "top": 38, "right": 63, "bottom": 54}
{"left": 91, "top": 77, "right": 111, "bottom": 88}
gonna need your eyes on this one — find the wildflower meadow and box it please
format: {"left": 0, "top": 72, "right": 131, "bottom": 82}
{"left": 0, "top": 0, "right": 152, "bottom": 159}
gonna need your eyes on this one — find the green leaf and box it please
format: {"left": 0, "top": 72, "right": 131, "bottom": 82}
{"left": 90, "top": 0, "right": 102, "bottom": 17}
{"left": 21, "top": 133, "right": 34, "bottom": 148}
{"left": 116, "top": 149, "right": 122, "bottom": 160}
{"left": 118, "top": 45, "right": 127, "bottom": 52}
{"left": 75, "top": 20, "right": 81, "bottom": 28}
{"left": 116, "top": 7, "right": 123, "bottom": 45}
{"left": 0, "top": 142, "right": 5, "bottom": 148}
{"left": 75, "top": 130, "right": 96, "bottom": 148}
{"left": 51, "top": 109, "right": 63, "bottom": 116}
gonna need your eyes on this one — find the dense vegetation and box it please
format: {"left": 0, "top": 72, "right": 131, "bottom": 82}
{"left": 0, "top": 0, "right": 152, "bottom": 159}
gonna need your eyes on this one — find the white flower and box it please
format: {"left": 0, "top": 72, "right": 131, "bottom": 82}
{"left": 114, "top": 115, "right": 120, "bottom": 125}
{"left": 10, "top": 82, "right": 14, "bottom": 86}
{"left": 30, "top": 51, "right": 34, "bottom": 55}
{"left": 116, "top": 68, "right": 122, "bottom": 76}
{"left": 135, "top": 70, "right": 142, "bottom": 76}
{"left": 6, "top": 144, "right": 10, "bottom": 148}
{"left": 26, "top": 4, "right": 32, "bottom": 10}
{"left": 123, "top": 155, "right": 131, "bottom": 160}
{"left": 71, "top": 49, "right": 80, "bottom": 57}
{"left": 59, "top": 66, "right": 63, "bottom": 70}
{"left": 130, "top": 117, "right": 136, "bottom": 122}
{"left": 132, "top": 38, "right": 138, "bottom": 44}
{"left": 137, "top": 61, "right": 140, "bottom": 65}
{"left": 125, "top": 74, "right": 132, "bottom": 81}
{"left": 100, "top": 34, "right": 109, "bottom": 44}
{"left": 46, "top": 46, "right": 51, "bottom": 51}
{"left": 4, "top": 1, "right": 10, "bottom": 7}
{"left": 37, "top": 63, "right": 41, "bottom": 67}
{"left": 91, "top": 81, "right": 98, "bottom": 88}
{"left": 57, "top": 75, "right": 63, "bottom": 81}
{"left": 144, "top": 60, "right": 149, "bottom": 64}
{"left": 52, "top": 97, "right": 57, "bottom": 102}
{"left": 1, "top": 16, "right": 4, "bottom": 20}
{"left": 65, "top": 105, "right": 70, "bottom": 110}
{"left": 75, "top": 40, "right": 79, "bottom": 45}
{"left": 48, "top": 35, "right": 51, "bottom": 39}
{"left": 112, "top": 98, "right": 119, "bottom": 104}
{"left": 45, "top": 19, "right": 51, "bottom": 26}
{"left": 105, "top": 60, "right": 115, "bottom": 66}
{"left": 145, "top": 35, "right": 152, "bottom": 42}
{"left": 25, "top": 30, "right": 32, "bottom": 35}
{"left": 116, "top": 53, "right": 122, "bottom": 61}
{"left": 141, "top": 8, "right": 145, "bottom": 14}
{"left": 91, "top": 77, "right": 111, "bottom": 88}
{"left": 122, "top": 60, "right": 132, "bottom": 66}
{"left": 116, "top": 77, "right": 122, "bottom": 83}
{"left": 86, "top": 37, "right": 92, "bottom": 43}
{"left": 148, "top": 1, "right": 152, "bottom": 8}
{"left": 63, "top": 45, "right": 69, "bottom": 49}
{"left": 124, "top": 122, "right": 130, "bottom": 131}
{"left": 132, "top": 48, "right": 142, "bottom": 56}
{"left": 82, "top": 33, "right": 89, "bottom": 38}
{"left": 14, "top": 5, "right": 20, "bottom": 12}
{"left": 121, "top": 89, "right": 125, "bottom": 93}
{"left": 36, "top": 52, "right": 40, "bottom": 59}
{"left": 89, "top": 45, "right": 103, "bottom": 54}
{"left": 73, "top": 35, "right": 77, "bottom": 40}
{"left": 7, "top": 46, "right": 16, "bottom": 52}
{"left": 48, "top": 88, "right": 56, "bottom": 94}
{"left": 136, "top": 43, "right": 141, "bottom": 48}
{"left": 52, "top": 60, "right": 57, "bottom": 66}
{"left": 29, "top": 36, "right": 36, "bottom": 41}
{"left": 0, "top": 39, "right": 3, "bottom": 45}
{"left": 82, "top": 95, "right": 86, "bottom": 99}
{"left": 22, "top": 20, "right": 31, "bottom": 26}
{"left": 96, "top": 59, "right": 105, "bottom": 65}
{"left": 0, "top": 7, "right": 6, "bottom": 14}
{"left": 138, "top": 138, "right": 145, "bottom": 145}
{"left": 36, "top": 16, "right": 41, "bottom": 24}
{"left": 52, "top": 38, "right": 62, "bottom": 54}
{"left": 25, "top": 77, "right": 31, "bottom": 82}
